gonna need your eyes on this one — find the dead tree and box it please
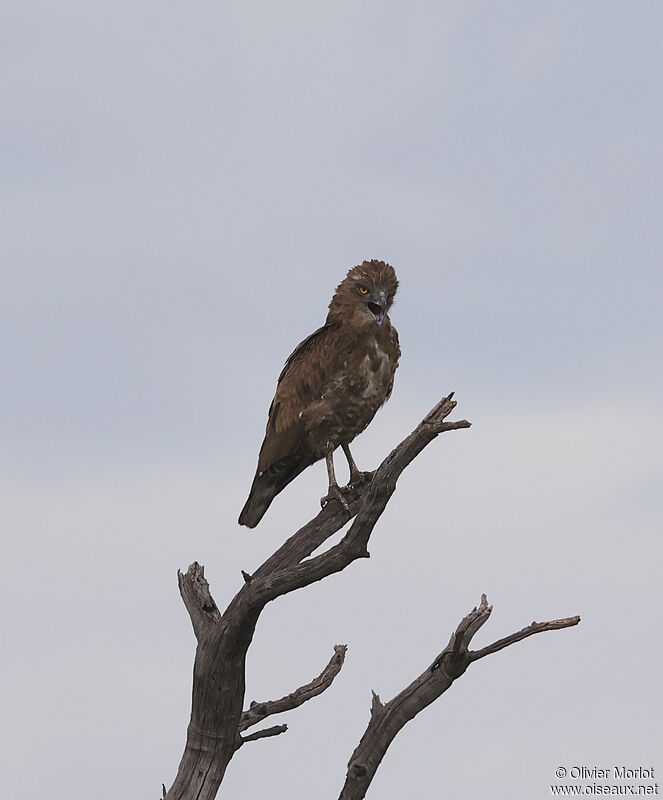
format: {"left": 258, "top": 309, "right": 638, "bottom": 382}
{"left": 164, "top": 394, "right": 580, "bottom": 799}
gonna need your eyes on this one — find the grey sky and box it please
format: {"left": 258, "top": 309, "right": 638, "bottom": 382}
{"left": 1, "top": 2, "right": 661, "bottom": 799}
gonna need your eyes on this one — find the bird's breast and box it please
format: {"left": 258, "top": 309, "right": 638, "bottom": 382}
{"left": 360, "top": 341, "right": 392, "bottom": 400}
{"left": 302, "top": 334, "right": 397, "bottom": 455}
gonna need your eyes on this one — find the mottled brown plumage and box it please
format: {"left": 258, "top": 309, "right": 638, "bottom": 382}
{"left": 239, "top": 259, "right": 400, "bottom": 528}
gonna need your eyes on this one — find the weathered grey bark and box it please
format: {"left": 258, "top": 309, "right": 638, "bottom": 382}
{"left": 167, "top": 566, "right": 347, "bottom": 799}
{"left": 165, "top": 393, "right": 470, "bottom": 799}
{"left": 339, "top": 595, "right": 581, "bottom": 800}
{"left": 164, "top": 393, "right": 581, "bottom": 799}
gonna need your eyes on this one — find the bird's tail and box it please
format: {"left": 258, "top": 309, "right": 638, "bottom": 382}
{"left": 238, "top": 454, "right": 312, "bottom": 528}
{"left": 238, "top": 472, "right": 277, "bottom": 528}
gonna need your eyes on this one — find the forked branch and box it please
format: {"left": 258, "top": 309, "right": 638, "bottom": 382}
{"left": 339, "top": 595, "right": 581, "bottom": 800}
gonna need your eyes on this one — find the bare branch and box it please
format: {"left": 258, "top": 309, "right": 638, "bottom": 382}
{"left": 370, "top": 690, "right": 383, "bottom": 715}
{"left": 469, "top": 614, "right": 581, "bottom": 662}
{"left": 177, "top": 562, "right": 222, "bottom": 641}
{"left": 339, "top": 596, "right": 580, "bottom": 800}
{"left": 429, "top": 593, "right": 493, "bottom": 671}
{"left": 240, "top": 644, "right": 347, "bottom": 732}
{"left": 237, "top": 724, "right": 288, "bottom": 748}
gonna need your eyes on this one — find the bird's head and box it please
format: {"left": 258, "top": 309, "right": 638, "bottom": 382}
{"left": 328, "top": 259, "right": 398, "bottom": 327}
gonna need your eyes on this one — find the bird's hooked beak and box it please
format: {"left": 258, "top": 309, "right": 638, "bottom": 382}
{"left": 367, "top": 289, "right": 387, "bottom": 325}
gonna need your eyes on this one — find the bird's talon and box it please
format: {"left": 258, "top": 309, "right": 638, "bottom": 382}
{"left": 348, "top": 470, "right": 375, "bottom": 491}
{"left": 320, "top": 485, "right": 351, "bottom": 514}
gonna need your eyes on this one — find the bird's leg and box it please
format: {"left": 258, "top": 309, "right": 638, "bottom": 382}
{"left": 320, "top": 449, "right": 350, "bottom": 514}
{"left": 342, "top": 443, "right": 363, "bottom": 485}
{"left": 342, "top": 443, "right": 374, "bottom": 489}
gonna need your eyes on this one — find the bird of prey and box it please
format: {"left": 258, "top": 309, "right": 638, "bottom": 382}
{"left": 238, "top": 259, "right": 400, "bottom": 528}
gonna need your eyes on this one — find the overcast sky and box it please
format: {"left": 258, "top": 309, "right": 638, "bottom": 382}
{"left": 1, "top": 2, "right": 661, "bottom": 799}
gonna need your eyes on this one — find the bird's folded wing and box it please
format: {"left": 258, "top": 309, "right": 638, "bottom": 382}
{"left": 257, "top": 321, "right": 340, "bottom": 473}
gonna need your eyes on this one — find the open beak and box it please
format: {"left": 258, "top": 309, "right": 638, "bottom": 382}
{"left": 368, "top": 290, "right": 387, "bottom": 325}
{"left": 367, "top": 301, "right": 384, "bottom": 325}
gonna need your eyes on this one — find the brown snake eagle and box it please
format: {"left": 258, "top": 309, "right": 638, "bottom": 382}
{"left": 238, "top": 259, "right": 400, "bottom": 528}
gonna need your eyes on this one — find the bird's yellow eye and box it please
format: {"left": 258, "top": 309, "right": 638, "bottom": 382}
{"left": 358, "top": 285, "right": 369, "bottom": 295}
